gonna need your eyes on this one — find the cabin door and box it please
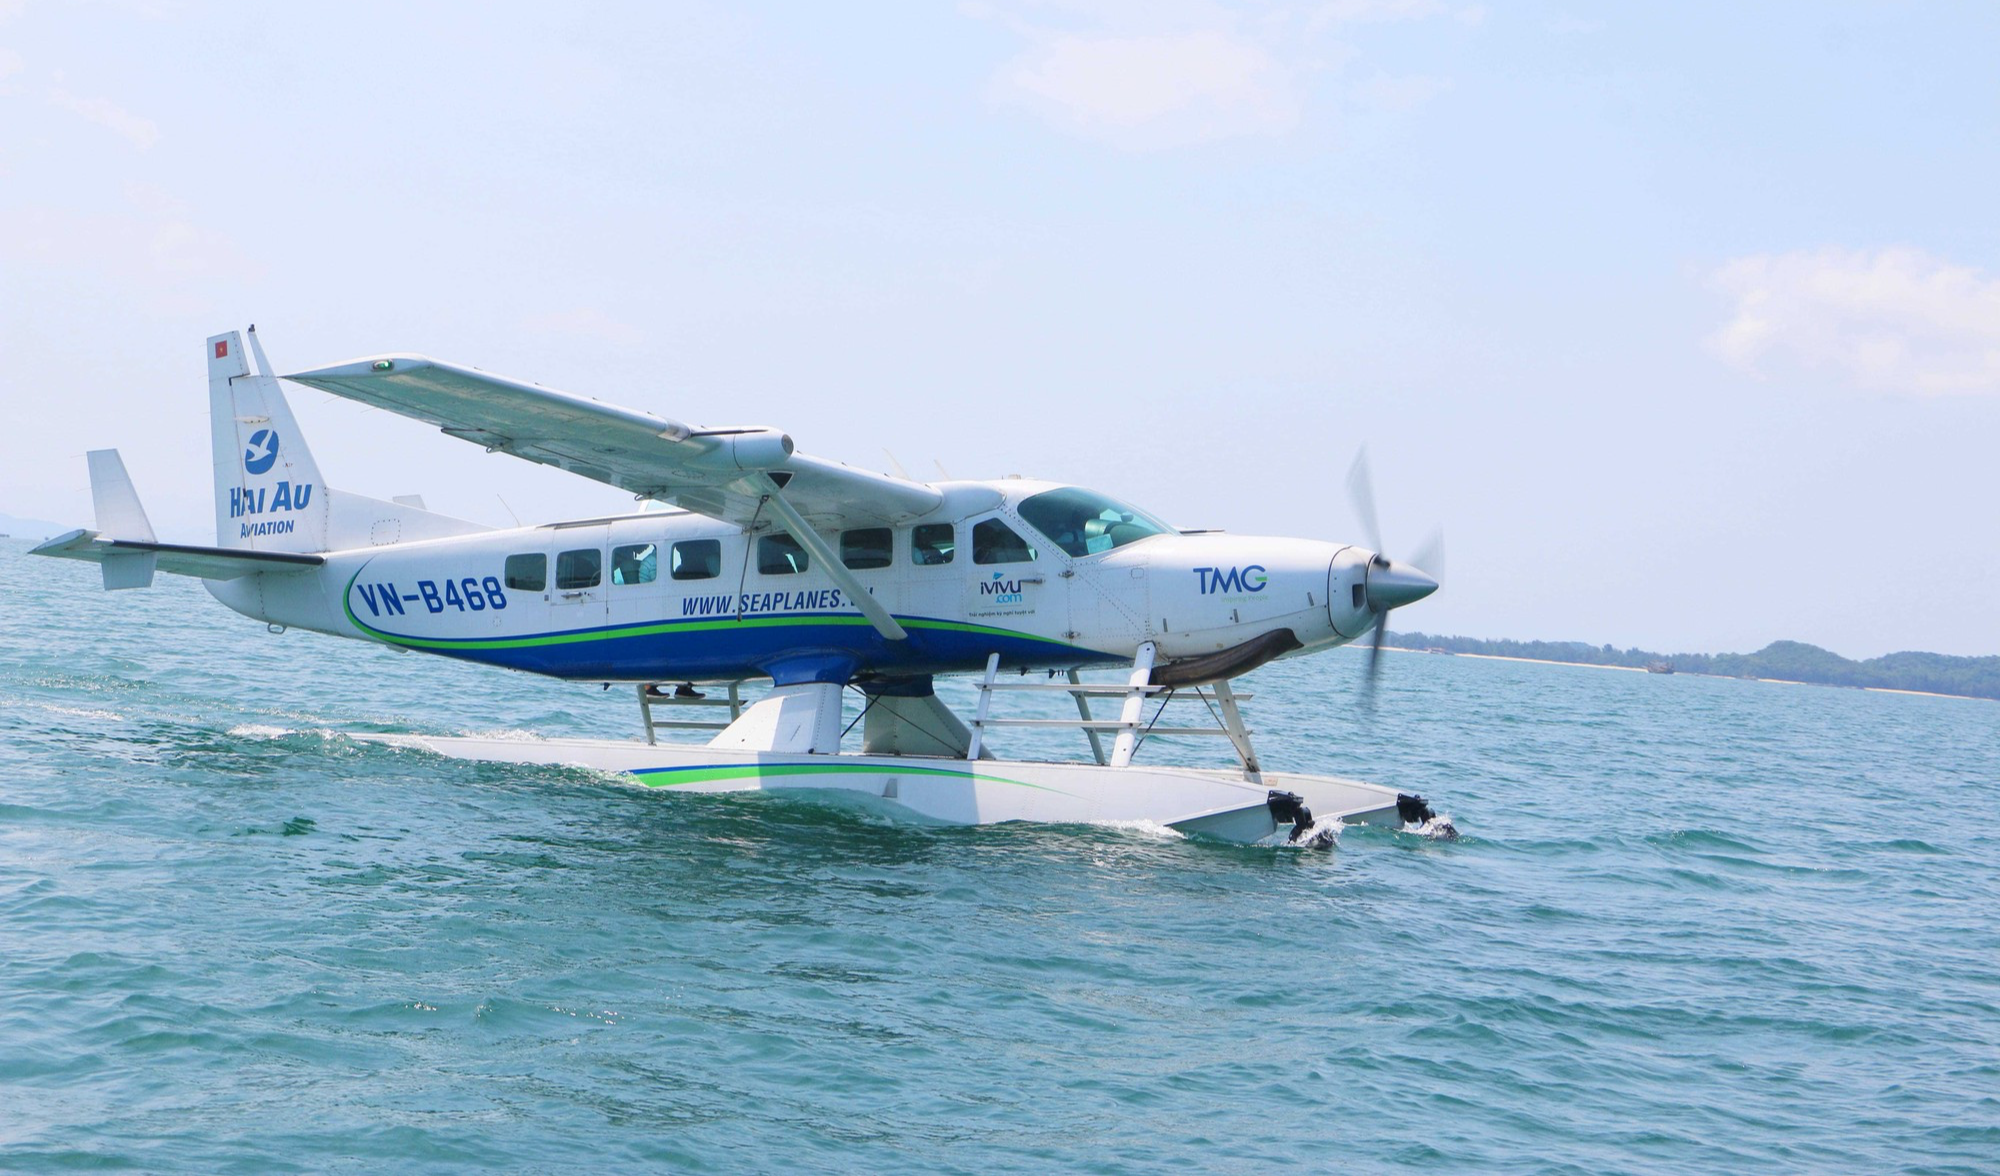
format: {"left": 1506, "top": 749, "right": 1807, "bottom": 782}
{"left": 961, "top": 513, "right": 1048, "bottom": 627}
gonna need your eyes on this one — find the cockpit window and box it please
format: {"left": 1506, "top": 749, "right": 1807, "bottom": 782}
{"left": 1017, "top": 487, "right": 1172, "bottom": 558}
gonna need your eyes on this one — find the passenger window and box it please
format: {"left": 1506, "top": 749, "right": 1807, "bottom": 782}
{"left": 504, "top": 553, "right": 546, "bottom": 591}
{"left": 840, "top": 528, "right": 892, "bottom": 570}
{"left": 671, "top": 539, "right": 721, "bottom": 581}
{"left": 911, "top": 523, "right": 955, "bottom": 566}
{"left": 758, "top": 534, "right": 808, "bottom": 575}
{"left": 611, "top": 543, "right": 657, "bottom": 586}
{"left": 556, "top": 548, "right": 601, "bottom": 589}
{"left": 973, "top": 518, "right": 1036, "bottom": 565}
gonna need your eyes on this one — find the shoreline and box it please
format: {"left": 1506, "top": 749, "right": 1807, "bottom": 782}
{"left": 1382, "top": 646, "right": 1991, "bottom": 703}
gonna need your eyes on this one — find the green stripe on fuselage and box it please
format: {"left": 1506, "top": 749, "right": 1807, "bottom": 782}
{"left": 340, "top": 568, "right": 1086, "bottom": 654}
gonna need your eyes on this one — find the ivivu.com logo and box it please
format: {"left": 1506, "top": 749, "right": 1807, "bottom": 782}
{"left": 243, "top": 429, "right": 280, "bottom": 475}
{"left": 980, "top": 570, "right": 1025, "bottom": 605}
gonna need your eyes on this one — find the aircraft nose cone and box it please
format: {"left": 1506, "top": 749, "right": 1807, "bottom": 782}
{"left": 1365, "top": 559, "right": 1438, "bottom": 611}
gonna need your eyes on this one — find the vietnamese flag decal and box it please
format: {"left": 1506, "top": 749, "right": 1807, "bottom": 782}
{"left": 214, "top": 340, "right": 229, "bottom": 358}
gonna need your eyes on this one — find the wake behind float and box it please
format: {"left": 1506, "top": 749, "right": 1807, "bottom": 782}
{"left": 35, "top": 326, "right": 1453, "bottom": 847}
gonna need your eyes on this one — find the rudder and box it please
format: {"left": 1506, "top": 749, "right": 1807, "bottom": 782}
{"left": 209, "top": 327, "right": 328, "bottom": 553}
{"left": 207, "top": 326, "right": 489, "bottom": 555}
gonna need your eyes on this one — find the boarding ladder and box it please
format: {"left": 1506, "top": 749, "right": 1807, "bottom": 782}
{"left": 634, "top": 682, "right": 747, "bottom": 745}
{"left": 964, "top": 642, "right": 1263, "bottom": 781}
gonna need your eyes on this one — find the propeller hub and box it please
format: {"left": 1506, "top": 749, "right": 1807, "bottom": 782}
{"left": 1365, "top": 560, "right": 1438, "bottom": 612}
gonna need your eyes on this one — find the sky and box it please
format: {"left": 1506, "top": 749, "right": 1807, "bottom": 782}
{"left": 2, "top": 0, "right": 1996, "bottom": 658}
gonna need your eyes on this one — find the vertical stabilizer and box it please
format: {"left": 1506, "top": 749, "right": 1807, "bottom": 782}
{"left": 86, "top": 448, "right": 158, "bottom": 589}
{"left": 87, "top": 449, "right": 156, "bottom": 542}
{"left": 205, "top": 326, "right": 490, "bottom": 556}
{"left": 209, "top": 327, "right": 329, "bottom": 552}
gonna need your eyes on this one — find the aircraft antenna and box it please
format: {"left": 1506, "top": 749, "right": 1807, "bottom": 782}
{"left": 245, "top": 323, "right": 274, "bottom": 379}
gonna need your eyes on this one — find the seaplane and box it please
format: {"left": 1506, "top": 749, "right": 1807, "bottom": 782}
{"left": 34, "top": 327, "right": 1453, "bottom": 846}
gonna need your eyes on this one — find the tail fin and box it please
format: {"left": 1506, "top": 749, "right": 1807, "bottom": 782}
{"left": 88, "top": 449, "right": 157, "bottom": 542}
{"left": 208, "top": 326, "right": 488, "bottom": 553}
{"left": 86, "top": 448, "right": 158, "bottom": 588}
{"left": 210, "top": 327, "right": 328, "bottom": 552}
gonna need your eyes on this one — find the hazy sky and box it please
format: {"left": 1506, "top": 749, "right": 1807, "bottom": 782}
{"left": 3, "top": 1, "right": 1996, "bottom": 658}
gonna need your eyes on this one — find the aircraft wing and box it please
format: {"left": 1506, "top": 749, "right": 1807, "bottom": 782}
{"left": 284, "top": 355, "right": 945, "bottom": 528}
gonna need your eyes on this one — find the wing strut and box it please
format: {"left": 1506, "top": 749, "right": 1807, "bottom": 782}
{"left": 755, "top": 475, "right": 908, "bottom": 641}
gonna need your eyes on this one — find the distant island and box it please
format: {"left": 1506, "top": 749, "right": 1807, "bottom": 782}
{"left": 0, "top": 510, "right": 66, "bottom": 540}
{"left": 1389, "top": 632, "right": 2000, "bottom": 702}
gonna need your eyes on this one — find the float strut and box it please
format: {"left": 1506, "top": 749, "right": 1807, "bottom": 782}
{"left": 1108, "top": 642, "right": 1157, "bottom": 768}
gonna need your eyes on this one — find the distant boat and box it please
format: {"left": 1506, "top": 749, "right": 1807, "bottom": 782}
{"left": 1646, "top": 661, "right": 1675, "bottom": 674}
{"left": 1426, "top": 646, "right": 1451, "bottom": 655}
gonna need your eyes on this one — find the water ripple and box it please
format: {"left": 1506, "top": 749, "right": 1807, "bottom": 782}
{"left": 1, "top": 546, "right": 1996, "bottom": 1172}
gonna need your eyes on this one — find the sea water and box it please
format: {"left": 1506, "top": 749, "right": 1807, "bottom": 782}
{"left": 1, "top": 541, "right": 1995, "bottom": 1173}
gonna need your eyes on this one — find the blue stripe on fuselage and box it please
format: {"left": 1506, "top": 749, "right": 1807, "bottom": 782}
{"left": 386, "top": 612, "right": 1115, "bottom": 682}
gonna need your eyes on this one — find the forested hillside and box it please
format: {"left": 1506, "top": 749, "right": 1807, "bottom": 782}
{"left": 1389, "top": 633, "right": 2000, "bottom": 701}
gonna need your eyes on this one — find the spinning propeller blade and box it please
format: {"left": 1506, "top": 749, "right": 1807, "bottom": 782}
{"left": 1368, "top": 606, "right": 1390, "bottom": 699}
{"left": 1348, "top": 452, "right": 1442, "bottom": 708}
{"left": 1347, "top": 449, "right": 1383, "bottom": 553}
{"left": 1410, "top": 528, "right": 1445, "bottom": 587}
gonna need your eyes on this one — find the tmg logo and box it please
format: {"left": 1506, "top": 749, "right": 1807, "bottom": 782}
{"left": 1194, "top": 565, "right": 1268, "bottom": 595}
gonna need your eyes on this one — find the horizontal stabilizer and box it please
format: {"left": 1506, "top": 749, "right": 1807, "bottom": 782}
{"left": 32, "top": 529, "right": 324, "bottom": 585}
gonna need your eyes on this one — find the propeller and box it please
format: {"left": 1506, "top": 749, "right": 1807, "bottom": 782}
{"left": 1347, "top": 448, "right": 1443, "bottom": 706}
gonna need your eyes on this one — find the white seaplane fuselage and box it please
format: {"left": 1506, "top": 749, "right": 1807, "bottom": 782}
{"left": 231, "top": 485, "right": 1382, "bottom": 686}
{"left": 36, "top": 328, "right": 1447, "bottom": 844}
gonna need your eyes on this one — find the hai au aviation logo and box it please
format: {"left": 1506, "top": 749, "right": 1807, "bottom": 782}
{"left": 243, "top": 429, "right": 280, "bottom": 475}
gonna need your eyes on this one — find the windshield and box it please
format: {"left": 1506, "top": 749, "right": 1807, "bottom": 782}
{"left": 1017, "top": 487, "right": 1173, "bottom": 558}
